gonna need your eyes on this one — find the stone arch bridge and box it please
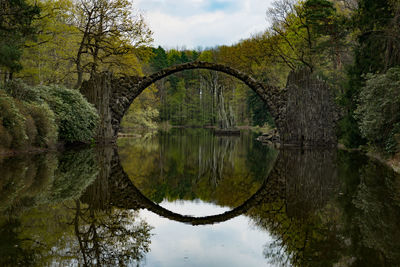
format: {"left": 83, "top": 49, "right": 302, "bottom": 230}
{"left": 81, "top": 61, "right": 337, "bottom": 147}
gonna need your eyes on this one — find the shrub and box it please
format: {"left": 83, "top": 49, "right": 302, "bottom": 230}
{"left": 26, "top": 103, "right": 58, "bottom": 147}
{"left": 2, "top": 79, "right": 39, "bottom": 102}
{"left": 24, "top": 113, "right": 37, "bottom": 146}
{"left": 34, "top": 85, "right": 99, "bottom": 143}
{"left": 0, "top": 81, "right": 98, "bottom": 147}
{"left": 0, "top": 91, "right": 27, "bottom": 148}
{"left": 0, "top": 121, "right": 12, "bottom": 148}
{"left": 122, "top": 104, "right": 159, "bottom": 131}
{"left": 355, "top": 67, "right": 400, "bottom": 153}
{"left": 385, "top": 123, "right": 400, "bottom": 154}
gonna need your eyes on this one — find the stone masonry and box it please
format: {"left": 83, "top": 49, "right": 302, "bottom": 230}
{"left": 81, "top": 61, "right": 337, "bottom": 147}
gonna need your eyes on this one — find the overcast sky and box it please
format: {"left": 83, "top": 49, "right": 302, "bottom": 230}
{"left": 134, "top": 0, "right": 274, "bottom": 49}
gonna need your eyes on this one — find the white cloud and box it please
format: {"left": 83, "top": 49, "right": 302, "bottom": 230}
{"left": 134, "top": 0, "right": 274, "bottom": 49}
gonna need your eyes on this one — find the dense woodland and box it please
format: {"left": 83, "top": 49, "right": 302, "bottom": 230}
{"left": 0, "top": 0, "right": 400, "bottom": 155}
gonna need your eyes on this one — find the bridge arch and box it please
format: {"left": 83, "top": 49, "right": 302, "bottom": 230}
{"left": 112, "top": 61, "right": 286, "bottom": 138}
{"left": 81, "top": 61, "right": 286, "bottom": 141}
{"left": 81, "top": 62, "right": 337, "bottom": 147}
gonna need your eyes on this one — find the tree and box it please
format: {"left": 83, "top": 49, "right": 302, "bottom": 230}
{"left": 355, "top": 67, "right": 400, "bottom": 153}
{"left": 18, "top": 0, "right": 80, "bottom": 86}
{"left": 72, "top": 0, "right": 153, "bottom": 88}
{"left": 0, "top": 0, "right": 40, "bottom": 80}
{"left": 266, "top": 0, "right": 349, "bottom": 73}
{"left": 266, "top": 0, "right": 316, "bottom": 71}
{"left": 339, "top": 0, "right": 400, "bottom": 147}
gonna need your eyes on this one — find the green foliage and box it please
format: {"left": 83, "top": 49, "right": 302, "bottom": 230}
{"left": 119, "top": 129, "right": 277, "bottom": 206}
{"left": 339, "top": 0, "right": 400, "bottom": 148}
{"left": 0, "top": 91, "right": 28, "bottom": 148}
{"left": 1, "top": 80, "right": 58, "bottom": 147}
{"left": 49, "top": 149, "right": 98, "bottom": 202}
{"left": 123, "top": 106, "right": 159, "bottom": 131}
{"left": 0, "top": 0, "right": 40, "bottom": 72}
{"left": 337, "top": 113, "right": 365, "bottom": 148}
{"left": 149, "top": 46, "right": 168, "bottom": 71}
{"left": 0, "top": 80, "right": 98, "bottom": 149}
{"left": 355, "top": 67, "right": 400, "bottom": 153}
{"left": 247, "top": 90, "right": 275, "bottom": 127}
{"left": 0, "top": 92, "right": 58, "bottom": 149}
{"left": 34, "top": 85, "right": 99, "bottom": 143}
{"left": 27, "top": 103, "right": 57, "bottom": 147}
{"left": 2, "top": 79, "right": 40, "bottom": 102}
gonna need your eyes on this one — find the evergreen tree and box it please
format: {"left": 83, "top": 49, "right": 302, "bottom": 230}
{"left": 339, "top": 0, "right": 399, "bottom": 147}
{"left": 0, "top": 0, "right": 40, "bottom": 79}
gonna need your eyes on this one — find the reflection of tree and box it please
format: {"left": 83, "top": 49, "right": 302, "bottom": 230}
{"left": 0, "top": 218, "right": 41, "bottom": 266}
{"left": 250, "top": 149, "right": 400, "bottom": 266}
{"left": 0, "top": 146, "right": 152, "bottom": 266}
{"left": 73, "top": 146, "right": 153, "bottom": 266}
{"left": 73, "top": 201, "right": 152, "bottom": 266}
{"left": 351, "top": 161, "right": 400, "bottom": 265}
{"left": 0, "top": 153, "right": 57, "bottom": 213}
{"left": 249, "top": 149, "right": 344, "bottom": 266}
{"left": 0, "top": 148, "right": 98, "bottom": 213}
{"left": 48, "top": 148, "right": 99, "bottom": 203}
{"left": 198, "top": 136, "right": 238, "bottom": 186}
{"left": 0, "top": 200, "right": 152, "bottom": 266}
{"left": 118, "top": 129, "right": 278, "bottom": 207}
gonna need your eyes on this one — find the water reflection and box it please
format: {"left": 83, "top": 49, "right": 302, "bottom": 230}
{"left": 118, "top": 129, "right": 278, "bottom": 206}
{"left": 0, "top": 148, "right": 151, "bottom": 267}
{"left": 0, "top": 129, "right": 400, "bottom": 266}
{"left": 256, "top": 150, "right": 400, "bottom": 266}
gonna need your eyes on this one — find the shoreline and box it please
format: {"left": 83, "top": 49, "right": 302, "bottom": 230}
{"left": 3, "top": 136, "right": 400, "bottom": 175}
{"left": 337, "top": 143, "right": 400, "bottom": 174}
{"left": 0, "top": 146, "right": 59, "bottom": 157}
{"left": 366, "top": 151, "right": 400, "bottom": 174}
{"left": 0, "top": 142, "right": 92, "bottom": 157}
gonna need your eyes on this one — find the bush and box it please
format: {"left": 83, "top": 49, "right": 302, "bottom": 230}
{"left": 0, "top": 81, "right": 98, "bottom": 148}
{"left": 0, "top": 91, "right": 27, "bottom": 148}
{"left": 34, "top": 85, "right": 98, "bottom": 143}
{"left": 122, "top": 104, "right": 159, "bottom": 131}
{"left": 0, "top": 122, "right": 12, "bottom": 148}
{"left": 26, "top": 103, "right": 57, "bottom": 147}
{"left": 2, "top": 79, "right": 40, "bottom": 102}
{"left": 0, "top": 88, "right": 58, "bottom": 149}
{"left": 385, "top": 123, "right": 400, "bottom": 154}
{"left": 24, "top": 113, "right": 37, "bottom": 146}
{"left": 355, "top": 67, "right": 400, "bottom": 153}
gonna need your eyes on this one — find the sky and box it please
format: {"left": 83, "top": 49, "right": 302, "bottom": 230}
{"left": 134, "top": 0, "right": 274, "bottom": 49}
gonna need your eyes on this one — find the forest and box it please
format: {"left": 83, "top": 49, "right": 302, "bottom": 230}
{"left": 1, "top": 0, "right": 400, "bottom": 156}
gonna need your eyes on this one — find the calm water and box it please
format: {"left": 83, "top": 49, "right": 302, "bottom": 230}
{"left": 1, "top": 128, "right": 400, "bottom": 266}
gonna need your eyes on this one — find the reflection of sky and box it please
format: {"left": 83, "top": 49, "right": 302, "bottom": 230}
{"left": 139, "top": 200, "right": 275, "bottom": 267}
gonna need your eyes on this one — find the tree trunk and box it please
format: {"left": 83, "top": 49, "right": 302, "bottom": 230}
{"left": 80, "top": 72, "right": 115, "bottom": 143}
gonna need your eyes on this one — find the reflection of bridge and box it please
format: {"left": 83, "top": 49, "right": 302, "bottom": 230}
{"left": 108, "top": 152, "right": 282, "bottom": 225}
{"left": 81, "top": 147, "right": 338, "bottom": 225}
{"left": 76, "top": 147, "right": 400, "bottom": 266}
{"left": 81, "top": 62, "right": 338, "bottom": 147}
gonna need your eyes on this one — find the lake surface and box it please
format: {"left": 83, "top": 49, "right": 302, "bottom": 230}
{"left": 1, "top": 128, "right": 400, "bottom": 266}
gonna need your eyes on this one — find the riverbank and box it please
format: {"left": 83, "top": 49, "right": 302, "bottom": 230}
{"left": 337, "top": 143, "right": 400, "bottom": 174}
{"left": 367, "top": 150, "right": 400, "bottom": 174}
{"left": 0, "top": 146, "right": 56, "bottom": 157}
{"left": 0, "top": 142, "right": 96, "bottom": 157}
